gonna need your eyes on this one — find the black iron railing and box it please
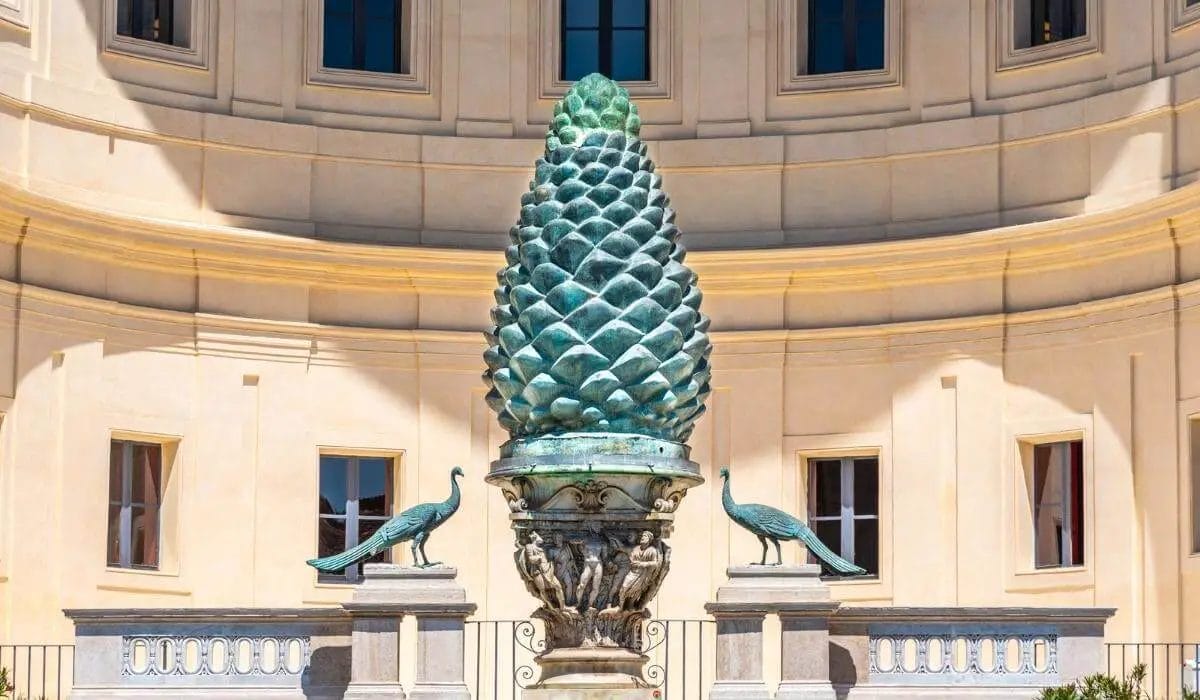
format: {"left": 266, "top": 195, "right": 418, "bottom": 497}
{"left": 0, "top": 645, "right": 74, "bottom": 700}
{"left": 1107, "top": 643, "right": 1200, "bottom": 699}
{"left": 465, "top": 619, "right": 713, "bottom": 700}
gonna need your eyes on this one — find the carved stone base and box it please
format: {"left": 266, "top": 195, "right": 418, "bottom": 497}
{"left": 532, "top": 647, "right": 648, "bottom": 689}
{"left": 708, "top": 680, "right": 773, "bottom": 700}
{"left": 343, "top": 683, "right": 407, "bottom": 700}
{"left": 775, "top": 680, "right": 838, "bottom": 700}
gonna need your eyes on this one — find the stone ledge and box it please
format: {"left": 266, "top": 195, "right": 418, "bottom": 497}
{"left": 831, "top": 606, "right": 1117, "bottom": 624}
{"left": 63, "top": 607, "right": 348, "bottom": 623}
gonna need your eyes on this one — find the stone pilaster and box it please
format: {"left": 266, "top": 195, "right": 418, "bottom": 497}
{"left": 706, "top": 565, "right": 840, "bottom": 700}
{"left": 342, "top": 565, "right": 476, "bottom": 700}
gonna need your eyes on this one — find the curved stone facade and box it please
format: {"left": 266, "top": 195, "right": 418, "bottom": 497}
{"left": 0, "top": 0, "right": 1198, "bottom": 682}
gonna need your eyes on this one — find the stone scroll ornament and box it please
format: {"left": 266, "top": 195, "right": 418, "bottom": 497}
{"left": 484, "top": 73, "right": 711, "bottom": 668}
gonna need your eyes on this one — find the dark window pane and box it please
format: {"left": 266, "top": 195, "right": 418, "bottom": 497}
{"left": 110, "top": 442, "right": 123, "bottom": 503}
{"left": 130, "top": 505, "right": 159, "bottom": 568}
{"left": 611, "top": 30, "right": 647, "bottom": 81}
{"left": 320, "top": 456, "right": 349, "bottom": 515}
{"left": 564, "top": 0, "right": 600, "bottom": 28}
{"left": 324, "top": 0, "right": 356, "bottom": 69}
{"left": 854, "top": 519, "right": 879, "bottom": 575}
{"left": 131, "top": 444, "right": 162, "bottom": 506}
{"left": 563, "top": 29, "right": 600, "bottom": 80}
{"left": 359, "top": 520, "right": 391, "bottom": 564}
{"left": 808, "top": 0, "right": 846, "bottom": 75}
{"left": 854, "top": 0, "right": 885, "bottom": 71}
{"left": 612, "top": 0, "right": 646, "bottom": 27}
{"left": 359, "top": 458, "right": 391, "bottom": 517}
{"left": 853, "top": 458, "right": 878, "bottom": 515}
{"left": 363, "top": 0, "right": 400, "bottom": 73}
{"left": 318, "top": 517, "right": 347, "bottom": 563}
{"left": 107, "top": 504, "right": 122, "bottom": 566}
{"left": 1069, "top": 440, "right": 1084, "bottom": 566}
{"left": 811, "top": 459, "right": 842, "bottom": 517}
{"left": 814, "top": 520, "right": 842, "bottom": 562}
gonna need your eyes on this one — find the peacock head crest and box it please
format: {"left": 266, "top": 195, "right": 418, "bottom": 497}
{"left": 718, "top": 467, "right": 729, "bottom": 480}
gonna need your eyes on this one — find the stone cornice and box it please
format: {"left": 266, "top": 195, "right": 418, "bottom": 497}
{"left": 1, "top": 179, "right": 1199, "bottom": 296}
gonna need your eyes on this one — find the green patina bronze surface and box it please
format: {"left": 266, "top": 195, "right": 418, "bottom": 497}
{"left": 483, "top": 73, "right": 712, "bottom": 444}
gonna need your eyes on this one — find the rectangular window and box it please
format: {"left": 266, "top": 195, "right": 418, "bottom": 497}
{"left": 1032, "top": 440, "right": 1084, "bottom": 568}
{"left": 106, "top": 441, "right": 162, "bottom": 570}
{"left": 806, "top": 0, "right": 886, "bottom": 75}
{"left": 561, "top": 0, "right": 650, "bottom": 82}
{"left": 807, "top": 456, "right": 878, "bottom": 576}
{"left": 1192, "top": 418, "right": 1200, "bottom": 554}
{"left": 323, "top": 0, "right": 407, "bottom": 74}
{"left": 116, "top": 0, "right": 190, "bottom": 47}
{"left": 317, "top": 454, "right": 394, "bottom": 582}
{"left": 1025, "top": 0, "right": 1086, "bottom": 47}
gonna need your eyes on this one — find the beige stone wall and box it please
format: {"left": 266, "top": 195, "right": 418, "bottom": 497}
{"left": 0, "top": 0, "right": 1199, "bottom": 665}
{"left": 2, "top": 1, "right": 1200, "bottom": 247}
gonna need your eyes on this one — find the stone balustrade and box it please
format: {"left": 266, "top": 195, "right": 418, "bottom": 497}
{"left": 829, "top": 607, "right": 1115, "bottom": 698}
{"left": 64, "top": 607, "right": 352, "bottom": 699}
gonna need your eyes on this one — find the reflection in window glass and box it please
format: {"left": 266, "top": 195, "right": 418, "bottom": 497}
{"left": 316, "top": 455, "right": 396, "bottom": 582}
{"left": 560, "top": 0, "right": 650, "bottom": 81}
{"left": 1032, "top": 441, "right": 1084, "bottom": 568}
{"left": 107, "top": 440, "right": 163, "bottom": 570}
{"left": 1029, "top": 0, "right": 1086, "bottom": 47}
{"left": 116, "top": 0, "right": 190, "bottom": 47}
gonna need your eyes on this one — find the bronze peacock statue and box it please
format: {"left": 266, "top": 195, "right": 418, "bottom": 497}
{"left": 307, "top": 466, "right": 464, "bottom": 571}
{"left": 720, "top": 467, "right": 865, "bottom": 575}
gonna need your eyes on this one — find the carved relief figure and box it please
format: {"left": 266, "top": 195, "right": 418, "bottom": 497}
{"left": 516, "top": 530, "right": 565, "bottom": 609}
{"left": 550, "top": 533, "right": 579, "bottom": 607}
{"left": 613, "top": 531, "right": 663, "bottom": 610}
{"left": 571, "top": 523, "right": 607, "bottom": 611}
{"left": 604, "top": 532, "right": 635, "bottom": 609}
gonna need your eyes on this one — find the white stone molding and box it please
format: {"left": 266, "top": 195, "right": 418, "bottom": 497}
{"left": 101, "top": 0, "right": 211, "bottom": 70}
{"left": 0, "top": 0, "right": 32, "bottom": 30}
{"left": 304, "top": 0, "right": 432, "bottom": 93}
{"left": 994, "top": 0, "right": 1102, "bottom": 71}
{"left": 530, "top": 0, "right": 674, "bottom": 100}
{"left": 1173, "top": 0, "right": 1200, "bottom": 31}
{"left": 773, "top": 0, "right": 904, "bottom": 93}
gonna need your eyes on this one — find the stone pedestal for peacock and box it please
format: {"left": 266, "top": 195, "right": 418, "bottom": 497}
{"left": 482, "top": 74, "right": 712, "bottom": 695}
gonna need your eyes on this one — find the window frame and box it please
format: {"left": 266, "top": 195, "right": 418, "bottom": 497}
{"left": 116, "top": 0, "right": 186, "bottom": 47}
{"left": 806, "top": 455, "right": 879, "bottom": 578}
{"left": 995, "top": 0, "right": 1100, "bottom": 71}
{"left": 777, "top": 0, "right": 902, "bottom": 94}
{"left": 102, "top": 0, "right": 209, "bottom": 69}
{"left": 1030, "top": 439, "right": 1084, "bottom": 570}
{"left": 803, "top": 0, "right": 887, "bottom": 76}
{"left": 305, "top": 0, "right": 429, "bottom": 93}
{"left": 558, "top": 0, "right": 652, "bottom": 82}
{"left": 316, "top": 454, "right": 396, "bottom": 584}
{"left": 321, "top": 0, "right": 408, "bottom": 75}
{"left": 107, "top": 439, "right": 164, "bottom": 571}
{"left": 1191, "top": 415, "right": 1200, "bottom": 555}
{"left": 0, "top": 0, "right": 32, "bottom": 29}
{"left": 1025, "top": 0, "right": 1085, "bottom": 48}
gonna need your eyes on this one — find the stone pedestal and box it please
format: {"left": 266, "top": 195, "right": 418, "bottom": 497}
{"left": 706, "top": 565, "right": 840, "bottom": 700}
{"left": 522, "top": 648, "right": 653, "bottom": 699}
{"left": 342, "top": 565, "right": 476, "bottom": 700}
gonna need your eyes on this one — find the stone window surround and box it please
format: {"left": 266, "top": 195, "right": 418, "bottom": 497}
{"left": 994, "top": 0, "right": 1102, "bottom": 72}
{"left": 775, "top": 0, "right": 904, "bottom": 93}
{"left": 785, "top": 435, "right": 891, "bottom": 604}
{"left": 1174, "top": 0, "right": 1200, "bottom": 31}
{"left": 101, "top": 0, "right": 211, "bottom": 70}
{"left": 304, "top": 0, "right": 432, "bottom": 94}
{"left": 533, "top": 0, "right": 674, "bottom": 100}
{"left": 105, "top": 431, "right": 182, "bottom": 578}
{"left": 1006, "top": 421, "right": 1093, "bottom": 594}
{"left": 313, "top": 447, "right": 403, "bottom": 585}
{"left": 0, "top": 0, "right": 31, "bottom": 29}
